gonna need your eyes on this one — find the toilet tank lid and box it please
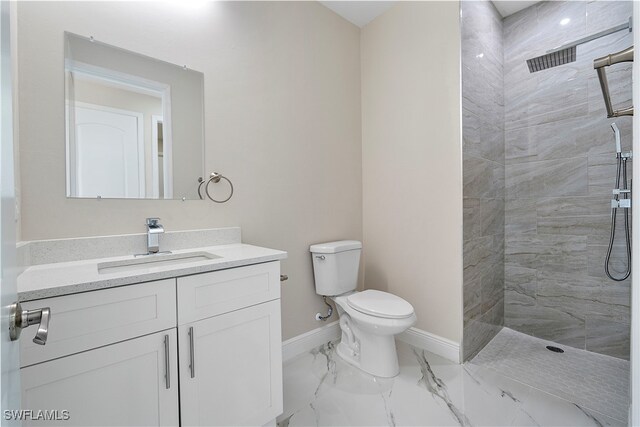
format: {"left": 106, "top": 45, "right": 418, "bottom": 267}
{"left": 309, "top": 240, "right": 362, "bottom": 254}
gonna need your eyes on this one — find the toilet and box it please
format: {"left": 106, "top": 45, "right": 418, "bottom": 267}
{"left": 310, "top": 240, "right": 416, "bottom": 378}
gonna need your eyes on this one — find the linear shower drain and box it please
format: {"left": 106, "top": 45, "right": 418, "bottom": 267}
{"left": 546, "top": 345, "right": 564, "bottom": 353}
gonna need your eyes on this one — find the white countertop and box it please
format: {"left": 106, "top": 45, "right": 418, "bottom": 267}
{"left": 18, "top": 243, "right": 287, "bottom": 301}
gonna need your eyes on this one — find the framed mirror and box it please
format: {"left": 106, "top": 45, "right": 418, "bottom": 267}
{"left": 64, "top": 32, "right": 205, "bottom": 200}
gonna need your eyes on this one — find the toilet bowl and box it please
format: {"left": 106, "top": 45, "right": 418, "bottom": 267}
{"left": 310, "top": 240, "right": 417, "bottom": 378}
{"left": 332, "top": 290, "right": 416, "bottom": 377}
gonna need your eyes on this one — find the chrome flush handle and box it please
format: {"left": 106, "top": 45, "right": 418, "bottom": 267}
{"left": 9, "top": 302, "right": 51, "bottom": 345}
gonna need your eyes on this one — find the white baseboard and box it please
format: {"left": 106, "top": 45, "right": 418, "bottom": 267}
{"left": 282, "top": 323, "right": 460, "bottom": 364}
{"left": 397, "top": 327, "right": 461, "bottom": 364}
{"left": 282, "top": 321, "right": 340, "bottom": 362}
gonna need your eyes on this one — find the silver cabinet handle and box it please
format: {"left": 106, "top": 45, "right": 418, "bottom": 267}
{"left": 9, "top": 302, "right": 51, "bottom": 345}
{"left": 32, "top": 308, "right": 50, "bottom": 345}
{"left": 188, "top": 326, "right": 195, "bottom": 378}
{"left": 164, "top": 334, "right": 170, "bottom": 389}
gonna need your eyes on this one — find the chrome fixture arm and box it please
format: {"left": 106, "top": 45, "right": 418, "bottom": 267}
{"left": 527, "top": 18, "right": 632, "bottom": 73}
{"left": 549, "top": 17, "right": 632, "bottom": 55}
{"left": 594, "top": 46, "right": 634, "bottom": 118}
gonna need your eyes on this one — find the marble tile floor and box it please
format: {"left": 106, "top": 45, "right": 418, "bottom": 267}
{"left": 278, "top": 336, "right": 627, "bottom": 427}
{"left": 472, "top": 328, "right": 630, "bottom": 423}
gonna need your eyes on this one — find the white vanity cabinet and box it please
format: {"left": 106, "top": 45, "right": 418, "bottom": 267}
{"left": 21, "top": 330, "right": 179, "bottom": 427}
{"left": 177, "top": 261, "right": 283, "bottom": 426}
{"left": 19, "top": 260, "right": 283, "bottom": 427}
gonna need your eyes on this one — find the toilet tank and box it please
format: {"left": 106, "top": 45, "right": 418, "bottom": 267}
{"left": 309, "top": 240, "right": 362, "bottom": 296}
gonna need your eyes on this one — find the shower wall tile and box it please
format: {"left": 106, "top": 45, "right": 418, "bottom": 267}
{"left": 481, "top": 234, "right": 504, "bottom": 312}
{"left": 536, "top": 214, "right": 611, "bottom": 240}
{"left": 505, "top": 118, "right": 582, "bottom": 164}
{"left": 505, "top": 157, "right": 588, "bottom": 199}
{"left": 503, "top": 0, "right": 633, "bottom": 359}
{"left": 536, "top": 272, "right": 629, "bottom": 323}
{"left": 588, "top": 153, "right": 631, "bottom": 196}
{"left": 504, "top": 301, "right": 586, "bottom": 349}
{"left": 505, "top": 264, "right": 537, "bottom": 298}
{"left": 586, "top": 0, "right": 632, "bottom": 34}
{"left": 505, "top": 198, "right": 537, "bottom": 234}
{"left": 586, "top": 317, "right": 630, "bottom": 360}
{"left": 464, "top": 235, "right": 493, "bottom": 285}
{"left": 464, "top": 277, "right": 481, "bottom": 326}
{"left": 507, "top": 102, "right": 590, "bottom": 132}
{"left": 463, "top": 109, "right": 504, "bottom": 164}
{"left": 587, "top": 243, "right": 631, "bottom": 281}
{"left": 462, "top": 0, "right": 504, "bottom": 362}
{"left": 505, "top": 71, "right": 589, "bottom": 130}
{"left": 464, "top": 156, "right": 504, "bottom": 199}
{"left": 536, "top": 196, "right": 610, "bottom": 217}
{"left": 505, "top": 234, "right": 587, "bottom": 272}
{"left": 463, "top": 198, "right": 481, "bottom": 241}
{"left": 480, "top": 198, "right": 505, "bottom": 236}
{"left": 463, "top": 305, "right": 503, "bottom": 361}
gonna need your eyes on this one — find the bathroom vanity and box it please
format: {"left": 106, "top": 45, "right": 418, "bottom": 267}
{"left": 16, "top": 238, "right": 286, "bottom": 427}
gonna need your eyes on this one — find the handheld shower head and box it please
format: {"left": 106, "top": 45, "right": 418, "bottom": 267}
{"left": 611, "top": 122, "right": 622, "bottom": 154}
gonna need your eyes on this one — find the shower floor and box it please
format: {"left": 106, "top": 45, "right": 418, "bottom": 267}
{"left": 472, "top": 328, "right": 630, "bottom": 423}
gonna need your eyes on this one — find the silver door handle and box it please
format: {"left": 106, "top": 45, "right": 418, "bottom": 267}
{"left": 164, "top": 334, "right": 170, "bottom": 389}
{"left": 9, "top": 302, "right": 51, "bottom": 345}
{"left": 188, "top": 326, "right": 195, "bottom": 378}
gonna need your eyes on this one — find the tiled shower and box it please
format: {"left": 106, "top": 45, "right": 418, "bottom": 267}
{"left": 462, "top": 0, "right": 633, "bottom": 361}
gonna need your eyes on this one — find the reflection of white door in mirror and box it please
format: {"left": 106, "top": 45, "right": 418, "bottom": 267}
{"left": 69, "top": 103, "right": 145, "bottom": 199}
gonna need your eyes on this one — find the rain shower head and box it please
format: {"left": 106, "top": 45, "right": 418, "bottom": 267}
{"left": 526, "top": 46, "right": 576, "bottom": 72}
{"left": 526, "top": 17, "right": 632, "bottom": 73}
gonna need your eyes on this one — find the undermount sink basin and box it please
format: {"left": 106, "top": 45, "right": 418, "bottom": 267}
{"left": 97, "top": 251, "right": 221, "bottom": 274}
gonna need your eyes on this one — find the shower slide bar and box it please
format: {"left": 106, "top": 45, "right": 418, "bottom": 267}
{"left": 594, "top": 45, "right": 634, "bottom": 118}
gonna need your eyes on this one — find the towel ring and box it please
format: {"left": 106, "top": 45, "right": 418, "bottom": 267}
{"left": 205, "top": 172, "right": 234, "bottom": 203}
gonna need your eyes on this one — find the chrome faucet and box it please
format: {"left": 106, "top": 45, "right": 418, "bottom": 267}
{"left": 146, "top": 218, "right": 164, "bottom": 254}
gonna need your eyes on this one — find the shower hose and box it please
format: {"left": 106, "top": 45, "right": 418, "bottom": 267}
{"left": 605, "top": 153, "right": 632, "bottom": 281}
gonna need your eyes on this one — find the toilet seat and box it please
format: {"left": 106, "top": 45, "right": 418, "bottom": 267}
{"left": 346, "top": 290, "right": 414, "bottom": 319}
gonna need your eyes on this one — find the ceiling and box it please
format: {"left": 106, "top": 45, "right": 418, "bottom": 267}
{"left": 491, "top": 1, "right": 540, "bottom": 18}
{"left": 319, "top": 1, "right": 395, "bottom": 28}
{"left": 319, "top": 1, "right": 540, "bottom": 28}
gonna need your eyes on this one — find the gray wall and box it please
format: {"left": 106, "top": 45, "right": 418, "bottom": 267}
{"left": 462, "top": 0, "right": 505, "bottom": 361}
{"left": 503, "top": 1, "right": 632, "bottom": 359}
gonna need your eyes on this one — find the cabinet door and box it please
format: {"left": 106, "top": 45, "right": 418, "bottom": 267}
{"left": 21, "top": 329, "right": 179, "bottom": 427}
{"left": 21, "top": 278, "right": 177, "bottom": 367}
{"left": 179, "top": 300, "right": 283, "bottom": 426}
